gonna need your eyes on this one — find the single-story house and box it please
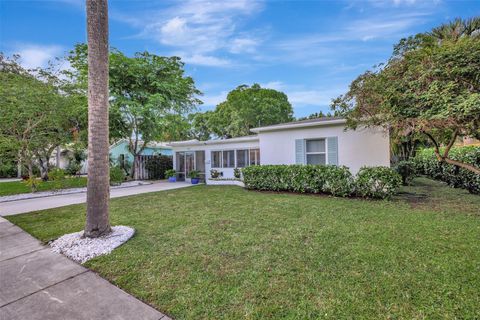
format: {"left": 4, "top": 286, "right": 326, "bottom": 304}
{"left": 110, "top": 139, "right": 173, "bottom": 168}
{"left": 169, "top": 117, "right": 390, "bottom": 183}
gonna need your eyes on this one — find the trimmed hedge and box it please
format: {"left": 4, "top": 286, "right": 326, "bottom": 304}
{"left": 242, "top": 165, "right": 401, "bottom": 199}
{"left": 355, "top": 166, "right": 402, "bottom": 199}
{"left": 414, "top": 146, "right": 480, "bottom": 194}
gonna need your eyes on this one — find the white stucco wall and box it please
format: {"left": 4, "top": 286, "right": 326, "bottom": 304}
{"left": 172, "top": 140, "right": 260, "bottom": 182}
{"left": 172, "top": 124, "right": 390, "bottom": 180}
{"left": 258, "top": 124, "right": 390, "bottom": 174}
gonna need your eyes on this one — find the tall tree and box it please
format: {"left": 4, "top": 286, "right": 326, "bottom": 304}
{"left": 0, "top": 54, "right": 84, "bottom": 184}
{"left": 84, "top": 0, "right": 111, "bottom": 238}
{"left": 189, "top": 111, "right": 213, "bottom": 141}
{"left": 208, "top": 84, "right": 294, "bottom": 138}
{"left": 68, "top": 45, "right": 201, "bottom": 177}
{"left": 332, "top": 17, "right": 480, "bottom": 174}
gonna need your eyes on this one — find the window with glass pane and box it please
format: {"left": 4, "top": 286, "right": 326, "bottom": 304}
{"left": 249, "top": 148, "right": 260, "bottom": 165}
{"left": 211, "top": 151, "right": 222, "bottom": 168}
{"left": 306, "top": 154, "right": 326, "bottom": 165}
{"left": 223, "top": 150, "right": 235, "bottom": 168}
{"left": 236, "top": 149, "right": 248, "bottom": 167}
{"left": 305, "top": 139, "right": 326, "bottom": 165}
{"left": 306, "top": 139, "right": 325, "bottom": 153}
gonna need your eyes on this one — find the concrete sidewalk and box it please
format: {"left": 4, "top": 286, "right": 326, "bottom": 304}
{"left": 0, "top": 181, "right": 194, "bottom": 216}
{"left": 0, "top": 217, "right": 170, "bottom": 320}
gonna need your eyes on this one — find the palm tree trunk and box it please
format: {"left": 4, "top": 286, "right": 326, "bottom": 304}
{"left": 84, "top": 0, "right": 111, "bottom": 238}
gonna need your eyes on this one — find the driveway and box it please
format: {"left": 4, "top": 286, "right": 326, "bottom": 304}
{"left": 0, "top": 217, "right": 170, "bottom": 320}
{"left": 0, "top": 181, "right": 194, "bottom": 216}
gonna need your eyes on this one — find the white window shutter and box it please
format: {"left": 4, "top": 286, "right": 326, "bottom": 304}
{"left": 327, "top": 137, "right": 338, "bottom": 165}
{"left": 295, "top": 139, "right": 305, "bottom": 164}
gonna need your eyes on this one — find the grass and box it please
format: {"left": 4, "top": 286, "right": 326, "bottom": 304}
{"left": 0, "top": 177, "right": 87, "bottom": 196}
{"left": 7, "top": 177, "right": 480, "bottom": 319}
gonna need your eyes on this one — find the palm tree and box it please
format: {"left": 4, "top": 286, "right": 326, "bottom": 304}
{"left": 84, "top": 0, "right": 111, "bottom": 238}
{"left": 430, "top": 17, "right": 480, "bottom": 41}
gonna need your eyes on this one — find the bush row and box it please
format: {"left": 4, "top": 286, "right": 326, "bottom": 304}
{"left": 242, "top": 165, "right": 401, "bottom": 199}
{"left": 414, "top": 146, "right": 480, "bottom": 194}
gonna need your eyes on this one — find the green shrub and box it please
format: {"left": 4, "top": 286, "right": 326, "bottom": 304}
{"left": 210, "top": 169, "right": 221, "bottom": 178}
{"left": 233, "top": 168, "right": 241, "bottom": 179}
{"left": 24, "top": 177, "right": 41, "bottom": 192}
{"left": 49, "top": 167, "right": 66, "bottom": 190}
{"left": 242, "top": 165, "right": 355, "bottom": 197}
{"left": 145, "top": 155, "right": 173, "bottom": 179}
{"left": 65, "top": 162, "right": 82, "bottom": 176}
{"left": 165, "top": 169, "right": 176, "bottom": 178}
{"left": 415, "top": 146, "right": 480, "bottom": 194}
{"left": 188, "top": 170, "right": 200, "bottom": 179}
{"left": 66, "top": 145, "right": 86, "bottom": 176}
{"left": 0, "top": 161, "right": 16, "bottom": 178}
{"left": 355, "top": 167, "right": 402, "bottom": 199}
{"left": 110, "top": 166, "right": 125, "bottom": 186}
{"left": 394, "top": 160, "right": 416, "bottom": 185}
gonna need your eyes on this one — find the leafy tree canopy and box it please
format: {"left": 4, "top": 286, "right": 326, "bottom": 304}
{"left": 67, "top": 44, "right": 202, "bottom": 176}
{"left": 332, "top": 17, "right": 480, "bottom": 174}
{"left": 198, "top": 84, "right": 293, "bottom": 139}
{"left": 0, "top": 54, "right": 86, "bottom": 181}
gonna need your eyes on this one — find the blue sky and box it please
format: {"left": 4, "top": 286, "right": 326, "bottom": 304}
{"left": 1, "top": 0, "right": 478, "bottom": 117}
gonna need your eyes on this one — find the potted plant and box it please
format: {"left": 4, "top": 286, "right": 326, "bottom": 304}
{"left": 165, "top": 169, "right": 176, "bottom": 182}
{"left": 188, "top": 170, "right": 200, "bottom": 184}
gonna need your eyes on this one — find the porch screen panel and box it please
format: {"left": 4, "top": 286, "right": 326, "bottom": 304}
{"left": 236, "top": 150, "right": 248, "bottom": 168}
{"left": 195, "top": 151, "right": 205, "bottom": 173}
{"left": 249, "top": 149, "right": 260, "bottom": 165}
{"left": 185, "top": 152, "right": 195, "bottom": 174}
{"left": 176, "top": 152, "right": 185, "bottom": 172}
{"left": 223, "top": 150, "right": 235, "bottom": 168}
{"left": 211, "top": 151, "right": 222, "bottom": 168}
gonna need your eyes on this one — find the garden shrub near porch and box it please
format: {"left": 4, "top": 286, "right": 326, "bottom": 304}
{"left": 242, "top": 164, "right": 401, "bottom": 199}
{"left": 242, "top": 164, "right": 356, "bottom": 197}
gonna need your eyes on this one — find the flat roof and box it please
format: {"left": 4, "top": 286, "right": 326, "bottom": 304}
{"left": 251, "top": 117, "right": 346, "bottom": 133}
{"left": 168, "top": 135, "right": 259, "bottom": 147}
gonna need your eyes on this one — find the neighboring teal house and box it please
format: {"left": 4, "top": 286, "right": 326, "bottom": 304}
{"left": 110, "top": 139, "right": 173, "bottom": 167}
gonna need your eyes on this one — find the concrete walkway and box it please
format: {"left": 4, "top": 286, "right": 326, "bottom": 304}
{"left": 0, "top": 217, "right": 170, "bottom": 320}
{"left": 0, "top": 181, "right": 194, "bottom": 216}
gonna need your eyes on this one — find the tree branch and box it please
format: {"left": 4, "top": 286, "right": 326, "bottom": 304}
{"left": 421, "top": 131, "right": 442, "bottom": 161}
{"left": 442, "top": 128, "right": 458, "bottom": 159}
{"left": 444, "top": 158, "right": 480, "bottom": 174}
{"left": 422, "top": 129, "right": 479, "bottom": 174}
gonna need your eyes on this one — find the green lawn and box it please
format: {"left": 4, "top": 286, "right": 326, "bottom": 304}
{"left": 7, "top": 177, "right": 480, "bottom": 319}
{"left": 0, "top": 177, "right": 87, "bottom": 196}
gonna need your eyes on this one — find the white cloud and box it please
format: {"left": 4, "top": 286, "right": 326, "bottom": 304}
{"left": 116, "top": 0, "right": 264, "bottom": 67}
{"left": 181, "top": 54, "right": 232, "bottom": 67}
{"left": 14, "top": 44, "right": 64, "bottom": 69}
{"left": 201, "top": 91, "right": 228, "bottom": 107}
{"left": 229, "top": 37, "right": 259, "bottom": 54}
{"left": 368, "top": 0, "right": 441, "bottom": 7}
{"left": 288, "top": 90, "right": 336, "bottom": 106}
{"left": 261, "top": 81, "right": 286, "bottom": 91}
{"left": 345, "top": 12, "right": 430, "bottom": 41}
{"left": 261, "top": 11, "right": 431, "bottom": 67}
